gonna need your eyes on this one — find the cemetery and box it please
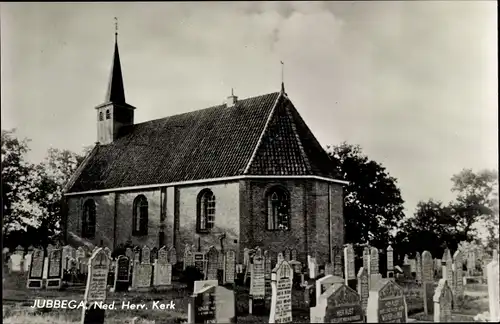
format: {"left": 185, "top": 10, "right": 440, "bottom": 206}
{"left": 2, "top": 242, "right": 499, "bottom": 323}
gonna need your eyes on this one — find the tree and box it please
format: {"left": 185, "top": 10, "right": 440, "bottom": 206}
{"left": 326, "top": 142, "right": 405, "bottom": 248}
{"left": 450, "top": 169, "right": 499, "bottom": 251}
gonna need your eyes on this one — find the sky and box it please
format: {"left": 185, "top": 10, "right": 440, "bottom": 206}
{"left": 1, "top": 2, "right": 498, "bottom": 217}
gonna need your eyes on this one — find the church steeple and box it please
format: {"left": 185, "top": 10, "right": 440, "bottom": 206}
{"left": 105, "top": 18, "right": 125, "bottom": 104}
{"left": 95, "top": 18, "right": 135, "bottom": 145}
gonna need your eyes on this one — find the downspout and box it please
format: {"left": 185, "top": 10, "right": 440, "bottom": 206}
{"left": 303, "top": 181, "right": 308, "bottom": 262}
{"left": 113, "top": 192, "right": 118, "bottom": 249}
{"left": 328, "top": 184, "right": 331, "bottom": 263}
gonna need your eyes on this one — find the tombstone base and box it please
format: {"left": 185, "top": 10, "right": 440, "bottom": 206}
{"left": 153, "top": 284, "right": 172, "bottom": 291}
{"left": 81, "top": 304, "right": 105, "bottom": 324}
{"left": 27, "top": 279, "right": 43, "bottom": 289}
{"left": 46, "top": 279, "right": 62, "bottom": 289}
{"left": 249, "top": 297, "right": 266, "bottom": 315}
{"left": 128, "top": 286, "right": 151, "bottom": 292}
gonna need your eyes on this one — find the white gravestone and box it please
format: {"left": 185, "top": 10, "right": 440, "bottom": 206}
{"left": 433, "top": 278, "right": 452, "bottom": 322}
{"left": 249, "top": 249, "right": 266, "bottom": 314}
{"left": 452, "top": 250, "right": 464, "bottom": 309}
{"left": 224, "top": 250, "right": 236, "bottom": 284}
{"left": 422, "top": 251, "right": 435, "bottom": 315}
{"left": 363, "top": 247, "right": 371, "bottom": 276}
{"left": 386, "top": 245, "right": 394, "bottom": 278}
{"left": 357, "top": 267, "right": 369, "bottom": 316}
{"left": 27, "top": 249, "right": 44, "bottom": 289}
{"left": 269, "top": 260, "right": 293, "bottom": 323}
{"left": 344, "top": 244, "right": 356, "bottom": 285}
{"left": 487, "top": 260, "right": 500, "bottom": 322}
{"left": 81, "top": 248, "right": 110, "bottom": 324}
{"left": 416, "top": 252, "right": 422, "bottom": 283}
{"left": 153, "top": 246, "right": 172, "bottom": 290}
{"left": 315, "top": 275, "right": 344, "bottom": 306}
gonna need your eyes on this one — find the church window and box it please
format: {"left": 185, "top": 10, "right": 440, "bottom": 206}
{"left": 266, "top": 187, "right": 290, "bottom": 231}
{"left": 106, "top": 109, "right": 111, "bottom": 119}
{"left": 132, "top": 195, "right": 148, "bottom": 236}
{"left": 82, "top": 199, "right": 96, "bottom": 239}
{"left": 197, "top": 189, "right": 216, "bottom": 233}
{"left": 99, "top": 111, "right": 103, "bottom": 121}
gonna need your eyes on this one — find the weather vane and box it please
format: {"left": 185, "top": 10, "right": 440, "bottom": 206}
{"left": 114, "top": 17, "right": 118, "bottom": 40}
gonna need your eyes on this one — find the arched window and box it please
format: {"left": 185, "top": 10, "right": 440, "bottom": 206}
{"left": 197, "top": 189, "right": 216, "bottom": 233}
{"left": 99, "top": 111, "right": 103, "bottom": 121}
{"left": 105, "top": 109, "right": 111, "bottom": 120}
{"left": 266, "top": 187, "right": 290, "bottom": 231}
{"left": 132, "top": 195, "right": 148, "bottom": 236}
{"left": 82, "top": 199, "right": 96, "bottom": 239}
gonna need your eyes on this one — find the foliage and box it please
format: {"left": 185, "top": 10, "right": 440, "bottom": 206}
{"left": 2, "top": 129, "right": 87, "bottom": 249}
{"left": 326, "top": 142, "right": 406, "bottom": 248}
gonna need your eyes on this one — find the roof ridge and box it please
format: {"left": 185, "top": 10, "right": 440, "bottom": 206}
{"left": 284, "top": 102, "right": 312, "bottom": 174}
{"left": 63, "top": 144, "right": 100, "bottom": 193}
{"left": 130, "top": 91, "right": 281, "bottom": 129}
{"left": 242, "top": 92, "right": 283, "bottom": 174}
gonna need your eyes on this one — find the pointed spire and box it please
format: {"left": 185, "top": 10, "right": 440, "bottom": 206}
{"left": 105, "top": 17, "right": 125, "bottom": 104}
{"left": 280, "top": 61, "right": 286, "bottom": 95}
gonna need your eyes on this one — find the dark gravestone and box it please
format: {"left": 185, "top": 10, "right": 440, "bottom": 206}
{"left": 82, "top": 304, "right": 105, "bottom": 324}
{"left": 113, "top": 256, "right": 130, "bottom": 292}
{"left": 324, "top": 284, "right": 363, "bottom": 323}
{"left": 193, "top": 285, "right": 216, "bottom": 323}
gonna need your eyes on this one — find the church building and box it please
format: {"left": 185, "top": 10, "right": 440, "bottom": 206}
{"left": 63, "top": 32, "right": 347, "bottom": 265}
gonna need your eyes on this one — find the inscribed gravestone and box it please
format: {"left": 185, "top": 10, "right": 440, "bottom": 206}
{"left": 189, "top": 283, "right": 237, "bottom": 324}
{"left": 333, "top": 246, "right": 343, "bottom": 278}
{"left": 27, "top": 249, "right": 44, "bottom": 289}
{"left": 357, "top": 267, "right": 369, "bottom": 315}
{"left": 141, "top": 246, "right": 151, "bottom": 264}
{"left": 367, "top": 279, "right": 408, "bottom": 323}
{"left": 154, "top": 246, "right": 172, "bottom": 289}
{"left": 168, "top": 246, "right": 177, "bottom": 265}
{"left": 291, "top": 249, "right": 297, "bottom": 262}
{"left": 313, "top": 283, "right": 364, "bottom": 323}
{"left": 184, "top": 248, "right": 194, "bottom": 270}
{"left": 47, "top": 248, "right": 63, "bottom": 289}
{"left": 269, "top": 260, "right": 293, "bottom": 323}
{"left": 387, "top": 246, "right": 394, "bottom": 276}
{"left": 416, "top": 252, "right": 422, "bottom": 283}
{"left": 277, "top": 252, "right": 284, "bottom": 264}
{"left": 344, "top": 244, "right": 356, "bottom": 288}
{"left": 409, "top": 259, "right": 417, "bottom": 275}
{"left": 133, "top": 246, "right": 140, "bottom": 264}
{"left": 370, "top": 247, "right": 379, "bottom": 274}
{"left": 363, "top": 247, "right": 370, "bottom": 276}
{"left": 82, "top": 248, "right": 110, "bottom": 324}
{"left": 112, "top": 256, "right": 130, "bottom": 292}
{"left": 452, "top": 250, "right": 464, "bottom": 308}
{"left": 284, "top": 248, "right": 291, "bottom": 262}
{"left": 130, "top": 263, "right": 152, "bottom": 291}
{"left": 194, "top": 252, "right": 206, "bottom": 275}
{"left": 125, "top": 247, "right": 133, "bottom": 260}
{"left": 422, "top": 251, "right": 434, "bottom": 315}
{"left": 206, "top": 247, "right": 219, "bottom": 281}
{"left": 325, "top": 263, "right": 334, "bottom": 276}
{"left": 224, "top": 250, "right": 236, "bottom": 284}
{"left": 249, "top": 250, "right": 266, "bottom": 314}
{"left": 487, "top": 260, "right": 500, "bottom": 322}
{"left": 309, "top": 256, "right": 318, "bottom": 279}
{"left": 9, "top": 250, "right": 23, "bottom": 273}
{"left": 433, "top": 278, "right": 452, "bottom": 323}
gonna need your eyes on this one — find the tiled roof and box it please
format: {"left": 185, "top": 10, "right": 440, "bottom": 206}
{"left": 67, "top": 92, "right": 338, "bottom": 193}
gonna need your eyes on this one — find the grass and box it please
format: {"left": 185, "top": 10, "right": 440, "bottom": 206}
{"left": 2, "top": 267, "right": 490, "bottom": 323}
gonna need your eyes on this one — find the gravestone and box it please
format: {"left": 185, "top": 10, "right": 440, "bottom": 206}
{"left": 315, "top": 275, "right": 344, "bottom": 306}
{"left": 416, "top": 252, "right": 422, "bottom": 284}
{"left": 404, "top": 255, "right": 409, "bottom": 265}
{"left": 103, "top": 247, "right": 112, "bottom": 259}
{"left": 269, "top": 260, "right": 293, "bottom": 323}
{"left": 433, "top": 278, "right": 452, "bottom": 322}
{"left": 409, "top": 259, "right": 416, "bottom": 276}
{"left": 206, "top": 247, "right": 219, "bottom": 281}
{"left": 24, "top": 252, "right": 32, "bottom": 273}
{"left": 452, "top": 250, "right": 464, "bottom": 309}
{"left": 291, "top": 249, "right": 297, "bottom": 262}
{"left": 141, "top": 246, "right": 151, "bottom": 264}
{"left": 9, "top": 248, "right": 23, "bottom": 273}
{"left": 311, "top": 283, "right": 363, "bottom": 323}
{"left": 223, "top": 250, "right": 236, "bottom": 284}
{"left": 363, "top": 247, "right": 370, "bottom": 275}
{"left": 125, "top": 247, "right": 134, "bottom": 261}
{"left": 264, "top": 251, "right": 272, "bottom": 280}
{"left": 194, "top": 252, "right": 206, "bottom": 275}
{"left": 244, "top": 248, "right": 250, "bottom": 267}
{"left": 366, "top": 279, "right": 408, "bottom": 323}
{"left": 27, "top": 248, "right": 44, "bottom": 289}
{"left": 188, "top": 282, "right": 237, "bottom": 324}
{"left": 344, "top": 244, "right": 356, "bottom": 289}
{"left": 487, "top": 260, "right": 500, "bottom": 322}
{"left": 46, "top": 248, "right": 63, "bottom": 289}
{"left": 333, "top": 246, "right": 343, "bottom": 278}
{"left": 284, "top": 248, "right": 291, "bottom": 262}
{"left": 184, "top": 246, "right": 194, "bottom": 270}
{"left": 357, "top": 267, "right": 369, "bottom": 315}
{"left": 133, "top": 246, "right": 140, "bottom": 264}
{"left": 130, "top": 255, "right": 152, "bottom": 292}
{"left": 81, "top": 248, "right": 110, "bottom": 324}
{"left": 422, "top": 251, "right": 435, "bottom": 315}
{"left": 153, "top": 246, "right": 172, "bottom": 290}
{"left": 150, "top": 247, "right": 158, "bottom": 263}
{"left": 370, "top": 247, "right": 382, "bottom": 288}
{"left": 386, "top": 245, "right": 394, "bottom": 278}
{"left": 249, "top": 249, "right": 266, "bottom": 314}
{"left": 325, "top": 263, "right": 334, "bottom": 276}
{"left": 309, "top": 256, "right": 318, "bottom": 279}
{"left": 168, "top": 246, "right": 177, "bottom": 265}
{"left": 111, "top": 256, "right": 130, "bottom": 292}
{"left": 277, "top": 252, "right": 284, "bottom": 265}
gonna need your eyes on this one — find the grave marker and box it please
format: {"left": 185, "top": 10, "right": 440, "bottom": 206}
{"left": 357, "top": 267, "right": 369, "bottom": 315}
{"left": 363, "top": 247, "right": 371, "bottom": 276}
{"left": 333, "top": 246, "right": 343, "bottom": 278}
{"left": 27, "top": 248, "right": 44, "bottom": 289}
{"left": 249, "top": 249, "right": 266, "bottom": 314}
{"left": 284, "top": 248, "right": 291, "bottom": 262}
{"left": 141, "top": 246, "right": 151, "bottom": 264}
{"left": 344, "top": 244, "right": 356, "bottom": 288}
{"left": 433, "top": 278, "right": 452, "bottom": 322}
{"left": 452, "top": 250, "right": 464, "bottom": 309}
{"left": 9, "top": 248, "right": 23, "bottom": 273}
{"left": 422, "top": 251, "right": 434, "bottom": 315}
{"left": 277, "top": 252, "right": 284, "bottom": 264}
{"left": 111, "top": 256, "right": 130, "bottom": 292}
{"left": 370, "top": 247, "right": 382, "bottom": 288}
{"left": 81, "top": 248, "right": 110, "bottom": 324}
{"left": 416, "top": 252, "right": 422, "bottom": 283}
{"left": 153, "top": 246, "right": 172, "bottom": 290}
{"left": 188, "top": 281, "right": 237, "bottom": 324}
{"left": 386, "top": 245, "right": 394, "bottom": 278}
{"left": 206, "top": 246, "right": 219, "bottom": 281}
{"left": 264, "top": 250, "right": 272, "bottom": 280}
{"left": 224, "top": 250, "right": 236, "bottom": 284}
{"left": 487, "top": 260, "right": 500, "bottom": 322}
{"left": 309, "top": 256, "right": 318, "bottom": 279}
{"left": 244, "top": 248, "right": 250, "bottom": 268}
{"left": 24, "top": 252, "right": 32, "bottom": 273}
{"left": 150, "top": 247, "right": 158, "bottom": 263}
{"left": 168, "top": 246, "right": 177, "bottom": 265}
{"left": 269, "top": 260, "right": 293, "bottom": 323}
{"left": 325, "top": 262, "right": 334, "bottom": 276}
{"left": 311, "top": 283, "right": 363, "bottom": 323}
{"left": 130, "top": 252, "right": 152, "bottom": 292}
{"left": 316, "top": 274, "right": 344, "bottom": 306}
{"left": 194, "top": 252, "right": 206, "bottom": 275}
{"left": 47, "top": 248, "right": 63, "bottom": 289}
{"left": 291, "top": 249, "right": 297, "bottom": 262}
{"left": 184, "top": 246, "right": 194, "bottom": 270}
{"left": 366, "top": 279, "right": 408, "bottom": 323}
